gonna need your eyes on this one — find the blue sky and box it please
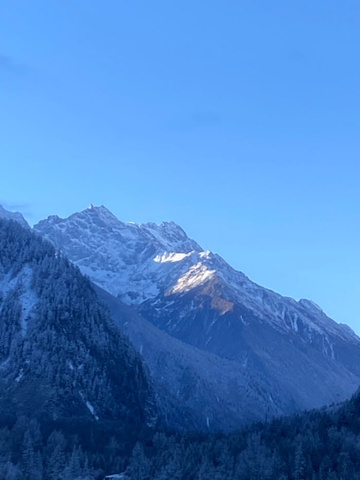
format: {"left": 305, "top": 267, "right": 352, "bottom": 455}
{"left": 1, "top": 1, "right": 360, "bottom": 331}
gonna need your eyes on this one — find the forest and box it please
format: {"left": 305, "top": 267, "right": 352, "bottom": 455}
{"left": 0, "top": 219, "right": 151, "bottom": 480}
{"left": 124, "top": 390, "right": 360, "bottom": 480}
{"left": 2, "top": 382, "right": 360, "bottom": 479}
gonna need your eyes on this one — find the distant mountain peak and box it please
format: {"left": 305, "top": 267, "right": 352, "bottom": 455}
{"left": 80, "top": 204, "right": 121, "bottom": 226}
{"left": 75, "top": 206, "right": 199, "bottom": 250}
{"left": 34, "top": 206, "right": 202, "bottom": 303}
{"left": 86, "top": 203, "right": 112, "bottom": 214}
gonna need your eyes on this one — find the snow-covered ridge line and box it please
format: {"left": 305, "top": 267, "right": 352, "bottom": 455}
{"left": 32, "top": 204, "right": 359, "bottom": 347}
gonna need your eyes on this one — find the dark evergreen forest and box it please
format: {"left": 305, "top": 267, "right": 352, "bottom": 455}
{"left": 125, "top": 392, "right": 360, "bottom": 480}
{"left": 0, "top": 219, "right": 152, "bottom": 480}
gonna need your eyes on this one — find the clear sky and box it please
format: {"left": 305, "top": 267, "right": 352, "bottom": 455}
{"left": 1, "top": 1, "right": 360, "bottom": 331}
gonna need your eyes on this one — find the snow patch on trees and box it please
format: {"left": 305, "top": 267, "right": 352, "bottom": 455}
{"left": 18, "top": 267, "right": 38, "bottom": 336}
{"left": 86, "top": 401, "right": 99, "bottom": 421}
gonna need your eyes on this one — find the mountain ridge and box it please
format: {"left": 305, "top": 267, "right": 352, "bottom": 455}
{"left": 34, "top": 205, "right": 357, "bottom": 343}
{"left": 3, "top": 203, "right": 360, "bottom": 430}
{"left": 32, "top": 204, "right": 360, "bottom": 429}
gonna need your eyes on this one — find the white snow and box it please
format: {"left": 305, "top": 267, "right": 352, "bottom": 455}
{"left": 290, "top": 315, "right": 299, "bottom": 332}
{"left": 15, "top": 369, "right": 24, "bottom": 382}
{"left": 18, "top": 272, "right": 38, "bottom": 336}
{"left": 322, "top": 336, "right": 335, "bottom": 360}
{"left": 35, "top": 205, "right": 203, "bottom": 305}
{"left": 86, "top": 400, "right": 99, "bottom": 420}
{"left": 79, "top": 392, "right": 99, "bottom": 420}
{"left": 169, "top": 263, "right": 216, "bottom": 295}
{"left": 0, "top": 266, "right": 38, "bottom": 337}
{"left": 0, "top": 357, "right": 10, "bottom": 369}
{"left": 154, "top": 252, "right": 190, "bottom": 263}
{"left": 104, "top": 474, "right": 128, "bottom": 480}
{"left": 199, "top": 250, "right": 211, "bottom": 259}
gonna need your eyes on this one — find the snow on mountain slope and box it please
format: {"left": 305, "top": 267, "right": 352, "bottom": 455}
{"left": 0, "top": 265, "right": 38, "bottom": 337}
{"left": 35, "top": 205, "right": 201, "bottom": 304}
{"left": 159, "top": 249, "right": 359, "bottom": 345}
{"left": 35, "top": 205, "right": 358, "bottom": 345}
{"left": 34, "top": 205, "right": 360, "bottom": 422}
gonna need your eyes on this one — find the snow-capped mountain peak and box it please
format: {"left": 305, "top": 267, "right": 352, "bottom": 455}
{"left": 74, "top": 204, "right": 122, "bottom": 228}
{"left": 35, "top": 205, "right": 202, "bottom": 303}
{"left": 34, "top": 205, "right": 358, "bottom": 345}
{"left": 44, "top": 205, "right": 201, "bottom": 253}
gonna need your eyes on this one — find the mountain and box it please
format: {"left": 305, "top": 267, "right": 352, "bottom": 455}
{"left": 94, "top": 285, "right": 294, "bottom": 432}
{"left": 0, "top": 217, "right": 154, "bottom": 478}
{"left": 0, "top": 204, "right": 29, "bottom": 229}
{"left": 35, "top": 205, "right": 360, "bottom": 429}
{"left": 35, "top": 204, "right": 201, "bottom": 305}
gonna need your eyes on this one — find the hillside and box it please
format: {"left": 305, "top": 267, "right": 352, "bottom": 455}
{"left": 0, "top": 218, "right": 154, "bottom": 479}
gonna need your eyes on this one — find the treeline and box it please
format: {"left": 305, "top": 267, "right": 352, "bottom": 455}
{"left": 2, "top": 378, "right": 360, "bottom": 480}
{"left": 125, "top": 392, "right": 360, "bottom": 480}
{"left": 0, "top": 420, "right": 134, "bottom": 480}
